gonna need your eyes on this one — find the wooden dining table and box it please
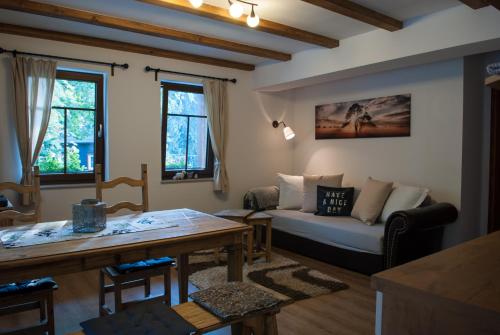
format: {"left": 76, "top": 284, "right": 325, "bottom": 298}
{"left": 0, "top": 208, "right": 249, "bottom": 303}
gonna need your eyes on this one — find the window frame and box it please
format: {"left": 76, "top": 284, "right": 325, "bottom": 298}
{"left": 39, "top": 70, "right": 105, "bottom": 185}
{"left": 161, "top": 82, "right": 214, "bottom": 180}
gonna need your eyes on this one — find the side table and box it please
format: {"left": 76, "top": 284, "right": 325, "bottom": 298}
{"left": 214, "top": 209, "right": 273, "bottom": 265}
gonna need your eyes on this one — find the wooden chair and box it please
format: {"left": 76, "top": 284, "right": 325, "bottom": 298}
{"left": 95, "top": 164, "right": 174, "bottom": 316}
{"left": 0, "top": 167, "right": 58, "bottom": 335}
{"left": 0, "top": 166, "right": 41, "bottom": 226}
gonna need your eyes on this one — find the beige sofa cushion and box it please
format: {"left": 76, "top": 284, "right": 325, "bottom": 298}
{"left": 302, "top": 174, "right": 344, "bottom": 213}
{"left": 351, "top": 177, "right": 393, "bottom": 225}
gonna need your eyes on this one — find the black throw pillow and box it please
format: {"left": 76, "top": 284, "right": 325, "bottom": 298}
{"left": 315, "top": 186, "right": 354, "bottom": 216}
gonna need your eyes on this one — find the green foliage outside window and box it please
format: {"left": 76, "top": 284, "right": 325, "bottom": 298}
{"left": 37, "top": 79, "right": 96, "bottom": 174}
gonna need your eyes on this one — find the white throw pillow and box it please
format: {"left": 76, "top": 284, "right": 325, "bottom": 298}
{"left": 277, "top": 173, "right": 304, "bottom": 210}
{"left": 302, "top": 174, "right": 344, "bottom": 213}
{"left": 380, "top": 184, "right": 429, "bottom": 222}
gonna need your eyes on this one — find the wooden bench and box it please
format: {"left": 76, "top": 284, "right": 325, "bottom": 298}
{"left": 68, "top": 300, "right": 280, "bottom": 335}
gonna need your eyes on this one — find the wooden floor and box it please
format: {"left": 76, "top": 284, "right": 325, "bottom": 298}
{"left": 0, "top": 248, "right": 375, "bottom": 335}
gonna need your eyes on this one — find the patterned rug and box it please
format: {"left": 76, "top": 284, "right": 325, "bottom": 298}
{"left": 187, "top": 251, "right": 348, "bottom": 303}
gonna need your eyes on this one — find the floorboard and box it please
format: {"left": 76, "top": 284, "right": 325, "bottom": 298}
{"left": 0, "top": 248, "right": 375, "bottom": 334}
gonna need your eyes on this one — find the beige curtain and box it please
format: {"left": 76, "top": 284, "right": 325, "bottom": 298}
{"left": 203, "top": 79, "right": 229, "bottom": 193}
{"left": 12, "top": 57, "right": 57, "bottom": 204}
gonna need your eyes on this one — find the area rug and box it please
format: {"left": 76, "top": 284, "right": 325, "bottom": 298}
{"left": 187, "top": 251, "right": 348, "bottom": 303}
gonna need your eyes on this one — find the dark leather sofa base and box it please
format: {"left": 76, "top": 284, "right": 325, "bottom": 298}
{"left": 271, "top": 229, "right": 384, "bottom": 275}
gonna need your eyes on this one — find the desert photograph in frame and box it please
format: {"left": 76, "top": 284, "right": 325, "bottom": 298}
{"left": 315, "top": 94, "right": 411, "bottom": 139}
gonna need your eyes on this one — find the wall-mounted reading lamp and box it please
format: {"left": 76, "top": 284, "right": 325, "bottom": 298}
{"left": 272, "top": 120, "right": 295, "bottom": 141}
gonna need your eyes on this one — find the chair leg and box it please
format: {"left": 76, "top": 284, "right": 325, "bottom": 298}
{"left": 114, "top": 280, "right": 123, "bottom": 313}
{"left": 47, "top": 291, "right": 55, "bottom": 335}
{"left": 99, "top": 270, "right": 106, "bottom": 316}
{"left": 164, "top": 268, "right": 171, "bottom": 306}
{"left": 144, "top": 278, "right": 151, "bottom": 298}
{"left": 39, "top": 298, "right": 47, "bottom": 322}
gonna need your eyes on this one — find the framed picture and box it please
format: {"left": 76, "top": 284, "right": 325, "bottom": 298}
{"left": 315, "top": 94, "right": 411, "bottom": 139}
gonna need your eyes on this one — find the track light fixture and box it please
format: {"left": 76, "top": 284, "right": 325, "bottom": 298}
{"left": 189, "top": 0, "right": 260, "bottom": 28}
{"left": 189, "top": 0, "right": 203, "bottom": 8}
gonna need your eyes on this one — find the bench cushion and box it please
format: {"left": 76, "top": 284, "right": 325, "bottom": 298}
{"left": 80, "top": 302, "right": 196, "bottom": 335}
{"left": 0, "top": 277, "right": 57, "bottom": 297}
{"left": 266, "top": 209, "right": 385, "bottom": 254}
{"left": 113, "top": 257, "right": 174, "bottom": 274}
{"left": 189, "top": 282, "right": 281, "bottom": 321}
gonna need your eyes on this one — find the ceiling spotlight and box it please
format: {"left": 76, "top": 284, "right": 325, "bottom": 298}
{"left": 246, "top": 5, "right": 259, "bottom": 28}
{"left": 229, "top": 0, "right": 244, "bottom": 18}
{"left": 189, "top": 0, "right": 203, "bottom": 8}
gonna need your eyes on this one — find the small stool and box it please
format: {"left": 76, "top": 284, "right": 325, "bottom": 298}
{"left": 189, "top": 282, "right": 282, "bottom": 335}
{"left": 0, "top": 278, "right": 58, "bottom": 335}
{"left": 214, "top": 210, "right": 273, "bottom": 265}
{"left": 99, "top": 257, "right": 174, "bottom": 316}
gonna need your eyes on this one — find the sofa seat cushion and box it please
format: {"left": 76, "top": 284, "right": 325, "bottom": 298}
{"left": 266, "top": 210, "right": 385, "bottom": 255}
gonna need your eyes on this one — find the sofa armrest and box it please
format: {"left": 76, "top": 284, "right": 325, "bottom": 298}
{"left": 383, "top": 203, "right": 458, "bottom": 269}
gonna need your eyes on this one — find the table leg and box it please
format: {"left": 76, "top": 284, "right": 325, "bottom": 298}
{"left": 247, "top": 225, "right": 254, "bottom": 266}
{"left": 255, "top": 225, "right": 262, "bottom": 251}
{"left": 227, "top": 241, "right": 243, "bottom": 282}
{"left": 177, "top": 253, "right": 189, "bottom": 303}
{"left": 266, "top": 221, "right": 272, "bottom": 263}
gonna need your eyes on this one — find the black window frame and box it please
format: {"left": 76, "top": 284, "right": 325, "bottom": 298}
{"left": 39, "top": 70, "right": 105, "bottom": 185}
{"left": 161, "top": 82, "right": 214, "bottom": 180}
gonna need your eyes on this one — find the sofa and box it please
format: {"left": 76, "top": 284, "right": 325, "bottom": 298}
{"left": 244, "top": 176, "right": 458, "bottom": 275}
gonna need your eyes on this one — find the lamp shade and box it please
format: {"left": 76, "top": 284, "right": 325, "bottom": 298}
{"left": 283, "top": 126, "right": 295, "bottom": 140}
{"left": 189, "top": 0, "right": 203, "bottom": 8}
{"left": 229, "top": 2, "right": 244, "bottom": 18}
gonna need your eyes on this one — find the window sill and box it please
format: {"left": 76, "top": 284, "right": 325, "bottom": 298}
{"left": 161, "top": 178, "right": 213, "bottom": 184}
{"left": 41, "top": 183, "right": 95, "bottom": 190}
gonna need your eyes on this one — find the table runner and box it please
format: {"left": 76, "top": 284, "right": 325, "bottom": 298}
{"left": 0, "top": 209, "right": 205, "bottom": 248}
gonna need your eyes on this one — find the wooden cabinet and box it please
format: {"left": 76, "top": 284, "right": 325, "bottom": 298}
{"left": 372, "top": 232, "right": 500, "bottom": 335}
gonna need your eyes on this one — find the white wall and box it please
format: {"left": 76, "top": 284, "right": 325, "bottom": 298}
{"left": 0, "top": 33, "right": 293, "bottom": 221}
{"left": 289, "top": 59, "right": 474, "bottom": 246}
{"left": 253, "top": 5, "right": 500, "bottom": 91}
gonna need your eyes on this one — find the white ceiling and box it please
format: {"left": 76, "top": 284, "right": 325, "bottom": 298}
{"left": 0, "top": 0, "right": 461, "bottom": 67}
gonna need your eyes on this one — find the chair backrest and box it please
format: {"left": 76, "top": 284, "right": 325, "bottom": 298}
{"left": 95, "top": 164, "right": 149, "bottom": 215}
{"left": 0, "top": 166, "right": 41, "bottom": 224}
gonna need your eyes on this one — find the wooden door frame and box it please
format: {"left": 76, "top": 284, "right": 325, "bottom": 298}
{"left": 488, "top": 88, "right": 500, "bottom": 233}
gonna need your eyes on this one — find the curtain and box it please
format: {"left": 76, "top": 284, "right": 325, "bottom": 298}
{"left": 12, "top": 57, "right": 57, "bottom": 204}
{"left": 203, "top": 79, "right": 229, "bottom": 193}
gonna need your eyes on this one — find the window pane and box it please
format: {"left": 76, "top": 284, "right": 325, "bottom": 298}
{"left": 37, "top": 108, "right": 65, "bottom": 174}
{"left": 187, "top": 117, "right": 208, "bottom": 170}
{"left": 66, "top": 109, "right": 95, "bottom": 173}
{"left": 166, "top": 116, "right": 188, "bottom": 170}
{"left": 52, "top": 79, "right": 96, "bottom": 109}
{"left": 167, "top": 90, "right": 205, "bottom": 116}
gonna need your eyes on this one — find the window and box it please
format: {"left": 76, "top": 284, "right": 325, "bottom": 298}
{"left": 161, "top": 82, "right": 214, "bottom": 180}
{"left": 36, "top": 70, "right": 104, "bottom": 184}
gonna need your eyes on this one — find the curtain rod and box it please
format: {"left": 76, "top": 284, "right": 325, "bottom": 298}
{"left": 0, "top": 47, "right": 129, "bottom": 76}
{"left": 144, "top": 66, "right": 237, "bottom": 83}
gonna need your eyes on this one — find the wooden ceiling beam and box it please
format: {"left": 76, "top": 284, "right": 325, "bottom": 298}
{"left": 0, "top": 23, "right": 255, "bottom": 71}
{"left": 0, "top": 0, "right": 291, "bottom": 61}
{"left": 137, "top": 0, "right": 339, "bottom": 48}
{"left": 301, "top": 0, "right": 403, "bottom": 32}
{"left": 459, "top": 0, "right": 491, "bottom": 9}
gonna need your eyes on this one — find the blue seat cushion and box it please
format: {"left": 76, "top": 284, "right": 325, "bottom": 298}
{"left": 0, "top": 277, "right": 57, "bottom": 297}
{"left": 80, "top": 301, "right": 196, "bottom": 335}
{"left": 113, "top": 257, "right": 174, "bottom": 274}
